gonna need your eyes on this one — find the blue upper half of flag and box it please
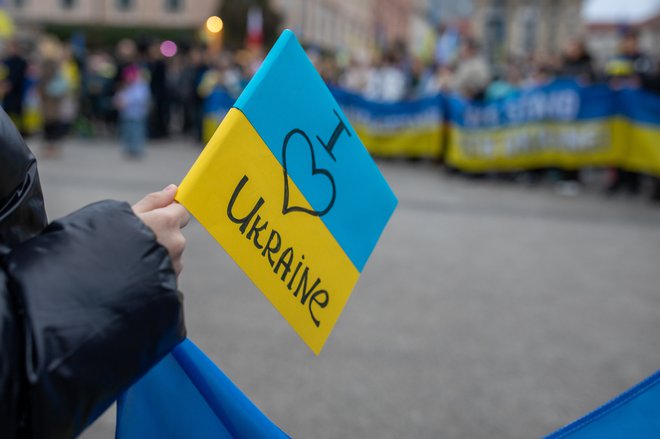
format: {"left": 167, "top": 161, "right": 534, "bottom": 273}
{"left": 234, "top": 30, "right": 398, "bottom": 272}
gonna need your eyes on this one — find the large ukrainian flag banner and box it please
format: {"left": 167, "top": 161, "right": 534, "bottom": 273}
{"left": 445, "top": 80, "right": 627, "bottom": 172}
{"left": 177, "top": 30, "right": 397, "bottom": 354}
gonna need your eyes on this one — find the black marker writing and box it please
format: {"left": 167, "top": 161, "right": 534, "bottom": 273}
{"left": 316, "top": 109, "right": 350, "bottom": 161}
{"left": 227, "top": 175, "right": 330, "bottom": 327}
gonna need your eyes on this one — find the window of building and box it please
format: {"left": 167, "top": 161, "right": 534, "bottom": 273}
{"left": 61, "top": 0, "right": 75, "bottom": 9}
{"left": 165, "top": 0, "right": 182, "bottom": 12}
{"left": 117, "top": 0, "right": 132, "bottom": 11}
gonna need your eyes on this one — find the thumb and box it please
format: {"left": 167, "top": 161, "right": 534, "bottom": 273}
{"left": 133, "top": 184, "right": 178, "bottom": 214}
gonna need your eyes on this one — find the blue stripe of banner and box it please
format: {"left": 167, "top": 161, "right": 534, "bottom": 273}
{"left": 446, "top": 80, "right": 618, "bottom": 128}
{"left": 205, "top": 82, "right": 660, "bottom": 135}
{"left": 617, "top": 88, "right": 660, "bottom": 127}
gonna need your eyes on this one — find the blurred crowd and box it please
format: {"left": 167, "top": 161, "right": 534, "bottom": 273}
{"left": 0, "top": 34, "right": 265, "bottom": 158}
{"left": 1, "top": 28, "right": 659, "bottom": 200}
{"left": 329, "top": 28, "right": 660, "bottom": 102}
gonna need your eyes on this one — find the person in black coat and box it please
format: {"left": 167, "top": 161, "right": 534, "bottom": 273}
{"left": 1, "top": 41, "right": 28, "bottom": 133}
{"left": 0, "top": 107, "right": 190, "bottom": 438}
{"left": 557, "top": 39, "right": 595, "bottom": 85}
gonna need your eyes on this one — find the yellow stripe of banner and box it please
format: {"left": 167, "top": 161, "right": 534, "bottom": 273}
{"left": 177, "top": 108, "right": 360, "bottom": 355}
{"left": 624, "top": 118, "right": 660, "bottom": 176}
{"left": 445, "top": 118, "right": 629, "bottom": 172}
{"left": 353, "top": 124, "right": 443, "bottom": 159}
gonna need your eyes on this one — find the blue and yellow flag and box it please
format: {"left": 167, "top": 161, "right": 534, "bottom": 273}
{"left": 176, "top": 30, "right": 397, "bottom": 355}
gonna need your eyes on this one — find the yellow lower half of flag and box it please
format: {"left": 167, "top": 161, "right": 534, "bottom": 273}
{"left": 176, "top": 108, "right": 359, "bottom": 355}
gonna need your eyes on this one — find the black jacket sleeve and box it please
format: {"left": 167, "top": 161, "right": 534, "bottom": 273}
{"left": 0, "top": 200, "right": 186, "bottom": 439}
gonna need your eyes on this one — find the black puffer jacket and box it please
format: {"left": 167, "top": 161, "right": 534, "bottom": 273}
{"left": 0, "top": 108, "right": 185, "bottom": 438}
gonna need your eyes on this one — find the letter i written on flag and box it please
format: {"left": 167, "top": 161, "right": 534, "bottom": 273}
{"left": 175, "top": 30, "right": 397, "bottom": 355}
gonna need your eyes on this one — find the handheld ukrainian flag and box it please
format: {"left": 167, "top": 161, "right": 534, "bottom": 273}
{"left": 176, "top": 29, "right": 397, "bottom": 354}
{"left": 546, "top": 369, "right": 660, "bottom": 438}
{"left": 117, "top": 29, "right": 395, "bottom": 437}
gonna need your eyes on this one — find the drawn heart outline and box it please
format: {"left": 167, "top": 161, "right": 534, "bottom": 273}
{"left": 282, "top": 128, "right": 336, "bottom": 217}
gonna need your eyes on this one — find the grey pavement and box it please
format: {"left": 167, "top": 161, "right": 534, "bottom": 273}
{"left": 32, "top": 136, "right": 660, "bottom": 439}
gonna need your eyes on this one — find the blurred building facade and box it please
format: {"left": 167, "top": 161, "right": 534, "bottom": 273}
{"left": 427, "top": 0, "right": 472, "bottom": 26}
{"left": 272, "top": 0, "right": 429, "bottom": 56}
{"left": 372, "top": 0, "right": 414, "bottom": 48}
{"left": 587, "top": 14, "right": 660, "bottom": 66}
{"left": 640, "top": 14, "right": 660, "bottom": 59}
{"left": 4, "top": 0, "right": 218, "bottom": 29}
{"left": 271, "top": 0, "right": 375, "bottom": 54}
{"left": 5, "top": 0, "right": 435, "bottom": 58}
{"left": 472, "top": 0, "right": 584, "bottom": 62}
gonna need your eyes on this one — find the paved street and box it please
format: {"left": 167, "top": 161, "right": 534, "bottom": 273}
{"left": 33, "top": 136, "right": 660, "bottom": 439}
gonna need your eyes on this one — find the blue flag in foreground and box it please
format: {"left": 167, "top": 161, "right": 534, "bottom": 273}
{"left": 116, "top": 339, "right": 289, "bottom": 439}
{"left": 546, "top": 370, "right": 660, "bottom": 438}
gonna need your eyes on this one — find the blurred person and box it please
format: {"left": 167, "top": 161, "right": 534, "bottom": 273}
{"left": 365, "top": 51, "right": 407, "bottom": 102}
{"left": 181, "top": 47, "right": 208, "bottom": 142}
{"left": 1, "top": 40, "right": 28, "bottom": 133}
{"left": 218, "top": 52, "right": 244, "bottom": 99}
{"left": 605, "top": 30, "right": 652, "bottom": 196}
{"left": 114, "top": 64, "right": 150, "bottom": 159}
{"left": 553, "top": 39, "right": 595, "bottom": 196}
{"left": 115, "top": 38, "right": 139, "bottom": 84}
{"left": 234, "top": 48, "right": 258, "bottom": 87}
{"left": 521, "top": 52, "right": 558, "bottom": 89}
{"left": 434, "top": 24, "right": 460, "bottom": 67}
{"left": 59, "top": 46, "right": 81, "bottom": 138}
{"left": 557, "top": 39, "right": 595, "bottom": 84}
{"left": 147, "top": 42, "right": 170, "bottom": 139}
{"left": 0, "top": 105, "right": 189, "bottom": 438}
{"left": 407, "top": 57, "right": 429, "bottom": 99}
{"left": 516, "top": 54, "right": 558, "bottom": 186}
{"left": 486, "top": 62, "right": 521, "bottom": 102}
{"left": 177, "top": 49, "right": 197, "bottom": 135}
{"left": 339, "top": 55, "right": 370, "bottom": 93}
{"left": 84, "top": 52, "right": 117, "bottom": 136}
{"left": 38, "top": 41, "right": 69, "bottom": 159}
{"left": 198, "top": 53, "right": 241, "bottom": 97}
{"left": 606, "top": 29, "right": 653, "bottom": 89}
{"left": 21, "top": 60, "right": 41, "bottom": 138}
{"left": 318, "top": 55, "right": 341, "bottom": 86}
{"left": 453, "top": 38, "right": 491, "bottom": 101}
{"left": 197, "top": 59, "right": 223, "bottom": 99}
{"left": 421, "top": 63, "right": 456, "bottom": 95}
{"left": 166, "top": 54, "right": 185, "bottom": 134}
{"left": 110, "top": 39, "right": 139, "bottom": 132}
